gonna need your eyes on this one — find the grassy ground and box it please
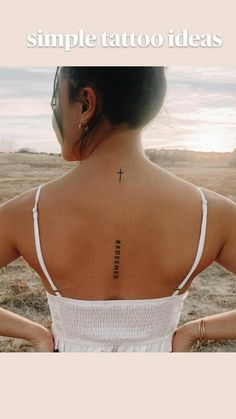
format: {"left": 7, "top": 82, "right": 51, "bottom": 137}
{"left": 0, "top": 151, "right": 236, "bottom": 352}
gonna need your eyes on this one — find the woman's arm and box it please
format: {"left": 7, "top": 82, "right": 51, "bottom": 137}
{"left": 199, "top": 192, "right": 236, "bottom": 341}
{"left": 0, "top": 307, "right": 54, "bottom": 351}
{"left": 0, "top": 195, "right": 54, "bottom": 351}
{"left": 172, "top": 309, "right": 236, "bottom": 352}
{"left": 215, "top": 193, "right": 236, "bottom": 275}
{"left": 0, "top": 197, "right": 21, "bottom": 267}
{"left": 173, "top": 192, "right": 236, "bottom": 352}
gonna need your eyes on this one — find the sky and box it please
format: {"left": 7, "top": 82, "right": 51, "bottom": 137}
{"left": 0, "top": 66, "right": 235, "bottom": 153}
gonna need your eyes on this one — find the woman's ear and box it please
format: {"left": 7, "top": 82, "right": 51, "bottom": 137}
{"left": 80, "top": 87, "right": 97, "bottom": 120}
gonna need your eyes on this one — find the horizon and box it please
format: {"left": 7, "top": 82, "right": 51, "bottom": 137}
{"left": 1, "top": 146, "right": 234, "bottom": 155}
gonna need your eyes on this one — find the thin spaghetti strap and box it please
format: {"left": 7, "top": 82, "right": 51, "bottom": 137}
{"left": 172, "top": 186, "right": 208, "bottom": 296}
{"left": 32, "top": 184, "right": 61, "bottom": 297}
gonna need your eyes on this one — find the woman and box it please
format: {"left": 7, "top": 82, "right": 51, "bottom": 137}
{"left": 0, "top": 66, "right": 236, "bottom": 352}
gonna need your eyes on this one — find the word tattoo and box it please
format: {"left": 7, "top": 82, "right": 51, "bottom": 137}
{"left": 117, "top": 168, "right": 124, "bottom": 182}
{"left": 113, "top": 239, "right": 121, "bottom": 279}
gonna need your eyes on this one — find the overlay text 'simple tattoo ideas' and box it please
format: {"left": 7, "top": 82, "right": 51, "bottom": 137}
{"left": 113, "top": 240, "right": 121, "bottom": 279}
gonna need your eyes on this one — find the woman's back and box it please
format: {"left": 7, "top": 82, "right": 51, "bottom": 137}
{"left": 17, "top": 156, "right": 222, "bottom": 352}
{"left": 3, "top": 138, "right": 225, "bottom": 352}
{"left": 13, "top": 156, "right": 222, "bottom": 303}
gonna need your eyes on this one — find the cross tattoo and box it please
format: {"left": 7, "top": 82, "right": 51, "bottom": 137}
{"left": 117, "top": 169, "right": 124, "bottom": 182}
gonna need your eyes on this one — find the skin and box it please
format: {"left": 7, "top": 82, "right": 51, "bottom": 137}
{"left": 0, "top": 71, "right": 236, "bottom": 352}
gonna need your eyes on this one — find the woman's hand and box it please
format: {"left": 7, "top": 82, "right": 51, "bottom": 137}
{"left": 171, "top": 321, "right": 199, "bottom": 352}
{"left": 0, "top": 307, "right": 56, "bottom": 352}
{"left": 29, "top": 326, "right": 55, "bottom": 352}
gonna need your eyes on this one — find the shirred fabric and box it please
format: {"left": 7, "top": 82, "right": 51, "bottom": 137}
{"left": 46, "top": 290, "right": 188, "bottom": 352}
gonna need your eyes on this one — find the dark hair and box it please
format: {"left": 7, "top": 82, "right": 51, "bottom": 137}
{"left": 59, "top": 66, "right": 167, "bottom": 158}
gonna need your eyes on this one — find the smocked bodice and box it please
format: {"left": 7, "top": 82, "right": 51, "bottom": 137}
{"left": 46, "top": 290, "right": 189, "bottom": 352}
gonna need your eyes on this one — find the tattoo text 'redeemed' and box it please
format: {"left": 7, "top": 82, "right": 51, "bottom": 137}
{"left": 113, "top": 240, "right": 121, "bottom": 279}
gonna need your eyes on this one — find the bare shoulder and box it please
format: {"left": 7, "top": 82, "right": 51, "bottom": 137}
{"left": 0, "top": 185, "right": 39, "bottom": 218}
{"left": 0, "top": 175, "right": 62, "bottom": 216}
{"left": 199, "top": 185, "right": 230, "bottom": 209}
{"left": 194, "top": 185, "right": 236, "bottom": 239}
{"left": 0, "top": 177, "right": 66, "bottom": 265}
{"left": 0, "top": 182, "right": 54, "bottom": 244}
{"left": 199, "top": 186, "right": 236, "bottom": 271}
{"left": 201, "top": 185, "right": 236, "bottom": 230}
{"left": 0, "top": 185, "right": 42, "bottom": 264}
{"left": 157, "top": 166, "right": 234, "bottom": 246}
{"left": 0, "top": 172, "right": 69, "bottom": 229}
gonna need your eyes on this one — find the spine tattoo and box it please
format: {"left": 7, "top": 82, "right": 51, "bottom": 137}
{"left": 113, "top": 239, "right": 121, "bottom": 279}
{"left": 112, "top": 169, "right": 124, "bottom": 278}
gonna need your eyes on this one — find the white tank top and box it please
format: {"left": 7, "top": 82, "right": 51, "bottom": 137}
{"left": 32, "top": 184, "right": 208, "bottom": 352}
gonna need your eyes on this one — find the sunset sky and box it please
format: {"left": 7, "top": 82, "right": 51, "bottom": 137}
{"left": 0, "top": 66, "right": 235, "bottom": 153}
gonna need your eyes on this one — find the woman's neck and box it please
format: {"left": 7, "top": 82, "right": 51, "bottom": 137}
{"left": 77, "top": 127, "right": 149, "bottom": 172}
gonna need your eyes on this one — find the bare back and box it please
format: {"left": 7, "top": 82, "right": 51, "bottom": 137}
{"left": 13, "top": 160, "right": 223, "bottom": 300}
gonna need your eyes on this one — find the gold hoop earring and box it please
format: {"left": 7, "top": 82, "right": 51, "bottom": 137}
{"left": 78, "top": 122, "right": 88, "bottom": 132}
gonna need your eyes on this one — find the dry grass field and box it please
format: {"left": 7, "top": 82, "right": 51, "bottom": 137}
{"left": 0, "top": 151, "right": 236, "bottom": 352}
